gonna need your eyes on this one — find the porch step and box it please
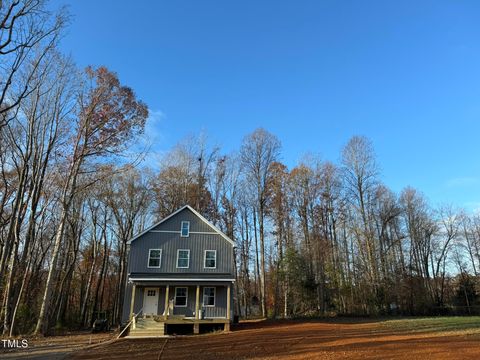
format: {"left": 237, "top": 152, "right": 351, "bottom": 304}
{"left": 135, "top": 322, "right": 164, "bottom": 327}
{"left": 130, "top": 330, "right": 165, "bottom": 334}
{"left": 130, "top": 328, "right": 165, "bottom": 337}
{"left": 131, "top": 328, "right": 165, "bottom": 333}
{"left": 135, "top": 323, "right": 165, "bottom": 329}
{"left": 127, "top": 332, "right": 166, "bottom": 338}
{"left": 130, "top": 318, "right": 165, "bottom": 337}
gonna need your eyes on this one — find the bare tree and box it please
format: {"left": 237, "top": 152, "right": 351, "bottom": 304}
{"left": 105, "top": 165, "right": 154, "bottom": 325}
{"left": 0, "top": 0, "right": 67, "bottom": 128}
{"left": 240, "top": 128, "right": 281, "bottom": 317}
{"left": 34, "top": 66, "right": 148, "bottom": 335}
{"left": 341, "top": 136, "right": 380, "bottom": 311}
{"left": 153, "top": 133, "right": 219, "bottom": 219}
{"left": 0, "top": 52, "right": 74, "bottom": 335}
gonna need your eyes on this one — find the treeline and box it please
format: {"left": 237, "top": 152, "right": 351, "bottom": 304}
{"left": 156, "top": 132, "right": 480, "bottom": 320}
{"left": 0, "top": 0, "right": 149, "bottom": 335}
{"left": 1, "top": 0, "right": 480, "bottom": 338}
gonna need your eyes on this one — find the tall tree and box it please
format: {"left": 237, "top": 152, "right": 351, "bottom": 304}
{"left": 105, "top": 165, "right": 154, "bottom": 324}
{"left": 34, "top": 67, "right": 148, "bottom": 335}
{"left": 341, "top": 136, "right": 380, "bottom": 311}
{"left": 153, "top": 133, "right": 218, "bottom": 219}
{"left": 0, "top": 52, "right": 75, "bottom": 335}
{"left": 240, "top": 128, "right": 281, "bottom": 317}
{"left": 0, "top": 0, "right": 67, "bottom": 128}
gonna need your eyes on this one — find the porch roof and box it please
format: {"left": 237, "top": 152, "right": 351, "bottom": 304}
{"left": 128, "top": 277, "right": 235, "bottom": 286}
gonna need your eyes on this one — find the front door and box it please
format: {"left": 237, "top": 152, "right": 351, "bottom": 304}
{"left": 143, "top": 287, "right": 159, "bottom": 315}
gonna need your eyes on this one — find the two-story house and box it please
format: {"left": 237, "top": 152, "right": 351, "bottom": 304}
{"left": 122, "top": 205, "right": 235, "bottom": 336}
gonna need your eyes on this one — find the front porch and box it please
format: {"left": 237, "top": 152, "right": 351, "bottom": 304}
{"left": 127, "top": 282, "right": 232, "bottom": 336}
{"left": 129, "top": 316, "right": 230, "bottom": 337}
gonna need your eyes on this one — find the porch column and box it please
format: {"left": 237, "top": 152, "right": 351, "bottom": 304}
{"left": 194, "top": 285, "right": 200, "bottom": 334}
{"left": 195, "top": 285, "right": 200, "bottom": 319}
{"left": 129, "top": 283, "right": 136, "bottom": 321}
{"left": 164, "top": 285, "right": 170, "bottom": 317}
{"left": 225, "top": 283, "right": 231, "bottom": 332}
{"left": 226, "top": 283, "right": 231, "bottom": 320}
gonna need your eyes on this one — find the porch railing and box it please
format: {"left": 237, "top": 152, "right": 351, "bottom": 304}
{"left": 117, "top": 307, "right": 143, "bottom": 339}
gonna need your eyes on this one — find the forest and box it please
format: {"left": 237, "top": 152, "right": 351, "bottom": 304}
{"left": 1, "top": 0, "right": 480, "bottom": 337}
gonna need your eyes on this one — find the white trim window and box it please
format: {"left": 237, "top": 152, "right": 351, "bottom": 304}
{"left": 175, "top": 287, "right": 188, "bottom": 307}
{"left": 176, "top": 249, "right": 190, "bottom": 268}
{"left": 203, "top": 287, "right": 215, "bottom": 307}
{"left": 204, "top": 250, "right": 216, "bottom": 269}
{"left": 181, "top": 221, "right": 190, "bottom": 237}
{"left": 147, "top": 249, "right": 162, "bottom": 268}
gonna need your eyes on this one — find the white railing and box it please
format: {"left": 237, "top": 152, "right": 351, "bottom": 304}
{"left": 117, "top": 307, "right": 143, "bottom": 339}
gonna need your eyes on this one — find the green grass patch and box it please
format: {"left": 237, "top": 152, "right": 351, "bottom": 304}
{"left": 380, "top": 316, "right": 480, "bottom": 334}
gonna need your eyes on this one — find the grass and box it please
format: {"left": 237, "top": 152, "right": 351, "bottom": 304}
{"left": 379, "top": 316, "right": 480, "bottom": 335}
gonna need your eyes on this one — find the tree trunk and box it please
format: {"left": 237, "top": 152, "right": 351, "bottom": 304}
{"left": 258, "top": 200, "right": 267, "bottom": 318}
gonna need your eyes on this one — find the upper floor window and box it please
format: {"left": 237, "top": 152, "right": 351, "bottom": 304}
{"left": 147, "top": 249, "right": 162, "bottom": 268}
{"left": 177, "top": 249, "right": 190, "bottom": 268}
{"left": 181, "top": 221, "right": 190, "bottom": 237}
{"left": 204, "top": 250, "right": 216, "bottom": 269}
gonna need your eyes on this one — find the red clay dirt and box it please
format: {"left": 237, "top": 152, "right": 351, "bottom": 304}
{"left": 0, "top": 332, "right": 114, "bottom": 359}
{"left": 66, "top": 319, "right": 480, "bottom": 360}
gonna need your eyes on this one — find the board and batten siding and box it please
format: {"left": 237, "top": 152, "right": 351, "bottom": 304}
{"left": 201, "top": 286, "right": 227, "bottom": 318}
{"left": 128, "top": 208, "right": 234, "bottom": 277}
{"left": 122, "top": 285, "right": 228, "bottom": 321}
{"left": 167, "top": 285, "right": 227, "bottom": 318}
{"left": 122, "top": 207, "right": 234, "bottom": 323}
{"left": 122, "top": 282, "right": 144, "bottom": 322}
{"left": 129, "top": 232, "right": 233, "bottom": 275}
{"left": 154, "top": 208, "right": 214, "bottom": 233}
{"left": 122, "top": 284, "right": 169, "bottom": 322}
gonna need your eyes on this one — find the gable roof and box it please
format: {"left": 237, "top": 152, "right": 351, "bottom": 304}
{"left": 126, "top": 205, "right": 235, "bottom": 246}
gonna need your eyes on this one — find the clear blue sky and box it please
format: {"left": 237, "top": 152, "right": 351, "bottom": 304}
{"left": 52, "top": 0, "right": 480, "bottom": 211}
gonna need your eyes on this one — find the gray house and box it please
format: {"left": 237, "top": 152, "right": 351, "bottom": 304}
{"left": 122, "top": 205, "right": 235, "bottom": 336}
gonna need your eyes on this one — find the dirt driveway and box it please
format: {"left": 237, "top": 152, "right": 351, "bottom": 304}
{"left": 65, "top": 319, "right": 480, "bottom": 360}
{"left": 0, "top": 332, "right": 113, "bottom": 360}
